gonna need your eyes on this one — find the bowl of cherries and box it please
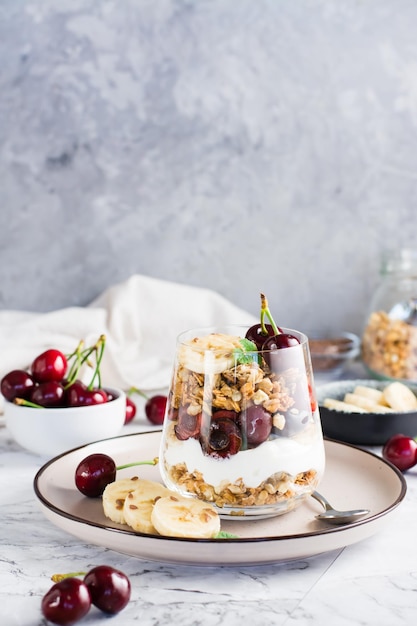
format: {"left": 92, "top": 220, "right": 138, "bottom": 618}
{"left": 1, "top": 336, "right": 126, "bottom": 458}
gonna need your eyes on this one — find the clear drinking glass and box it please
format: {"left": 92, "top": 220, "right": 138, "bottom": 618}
{"left": 159, "top": 325, "right": 325, "bottom": 519}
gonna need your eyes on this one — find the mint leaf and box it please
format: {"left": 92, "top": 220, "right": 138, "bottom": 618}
{"left": 239, "top": 338, "right": 257, "bottom": 352}
{"left": 233, "top": 338, "right": 259, "bottom": 365}
{"left": 215, "top": 530, "right": 239, "bottom": 539}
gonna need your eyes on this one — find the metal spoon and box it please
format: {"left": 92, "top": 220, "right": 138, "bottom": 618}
{"left": 311, "top": 490, "right": 370, "bottom": 525}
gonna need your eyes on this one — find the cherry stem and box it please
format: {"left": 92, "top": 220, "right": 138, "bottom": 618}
{"left": 65, "top": 340, "right": 84, "bottom": 366}
{"left": 260, "top": 293, "right": 280, "bottom": 335}
{"left": 14, "top": 398, "right": 43, "bottom": 408}
{"left": 127, "top": 386, "right": 148, "bottom": 400}
{"left": 51, "top": 572, "right": 86, "bottom": 583}
{"left": 64, "top": 337, "right": 107, "bottom": 390}
{"left": 116, "top": 457, "right": 159, "bottom": 471}
{"left": 88, "top": 335, "right": 106, "bottom": 390}
{"left": 65, "top": 340, "right": 87, "bottom": 388}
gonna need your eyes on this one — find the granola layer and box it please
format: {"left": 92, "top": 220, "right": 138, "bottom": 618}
{"left": 166, "top": 461, "right": 318, "bottom": 509}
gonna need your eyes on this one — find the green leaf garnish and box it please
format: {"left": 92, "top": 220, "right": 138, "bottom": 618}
{"left": 233, "top": 338, "right": 259, "bottom": 365}
{"left": 215, "top": 530, "right": 239, "bottom": 539}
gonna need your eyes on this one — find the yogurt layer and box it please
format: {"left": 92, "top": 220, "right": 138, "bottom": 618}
{"left": 163, "top": 424, "right": 325, "bottom": 489}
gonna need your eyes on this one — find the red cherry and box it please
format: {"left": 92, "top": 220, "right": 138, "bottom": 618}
{"left": 67, "top": 380, "right": 108, "bottom": 407}
{"left": 75, "top": 453, "right": 117, "bottom": 497}
{"left": 41, "top": 577, "right": 91, "bottom": 625}
{"left": 262, "top": 333, "right": 302, "bottom": 370}
{"left": 242, "top": 404, "right": 272, "bottom": 446}
{"left": 0, "top": 369, "right": 35, "bottom": 401}
{"left": 212, "top": 409, "right": 239, "bottom": 421}
{"left": 262, "top": 333, "right": 300, "bottom": 351}
{"left": 382, "top": 434, "right": 417, "bottom": 472}
{"left": 175, "top": 407, "right": 201, "bottom": 440}
{"left": 31, "top": 349, "right": 67, "bottom": 383}
{"left": 206, "top": 417, "right": 242, "bottom": 457}
{"left": 124, "top": 397, "right": 137, "bottom": 424}
{"left": 245, "top": 323, "right": 280, "bottom": 350}
{"left": 31, "top": 381, "right": 65, "bottom": 407}
{"left": 84, "top": 565, "right": 131, "bottom": 614}
{"left": 145, "top": 395, "right": 167, "bottom": 425}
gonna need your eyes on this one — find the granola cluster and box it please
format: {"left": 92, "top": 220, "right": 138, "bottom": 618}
{"left": 362, "top": 311, "right": 417, "bottom": 380}
{"left": 170, "top": 361, "right": 296, "bottom": 422}
{"left": 168, "top": 462, "right": 318, "bottom": 510}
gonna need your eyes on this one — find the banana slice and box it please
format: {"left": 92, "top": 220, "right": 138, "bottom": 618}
{"left": 151, "top": 494, "right": 220, "bottom": 539}
{"left": 123, "top": 480, "right": 174, "bottom": 534}
{"left": 353, "top": 385, "right": 389, "bottom": 406}
{"left": 323, "top": 398, "right": 369, "bottom": 413}
{"left": 382, "top": 382, "right": 417, "bottom": 411}
{"left": 102, "top": 476, "right": 142, "bottom": 525}
{"left": 343, "top": 393, "right": 394, "bottom": 413}
{"left": 178, "top": 333, "right": 243, "bottom": 374}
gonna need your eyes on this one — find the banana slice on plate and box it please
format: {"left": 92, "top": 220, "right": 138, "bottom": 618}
{"left": 178, "top": 333, "right": 243, "bottom": 374}
{"left": 151, "top": 494, "right": 221, "bottom": 539}
{"left": 123, "top": 480, "right": 174, "bottom": 534}
{"left": 103, "top": 476, "right": 221, "bottom": 538}
{"left": 102, "top": 476, "right": 143, "bottom": 524}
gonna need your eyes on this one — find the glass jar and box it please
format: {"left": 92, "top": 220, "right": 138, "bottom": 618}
{"left": 362, "top": 249, "right": 417, "bottom": 382}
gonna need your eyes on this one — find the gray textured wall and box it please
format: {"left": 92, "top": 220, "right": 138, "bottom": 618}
{"left": 1, "top": 0, "right": 417, "bottom": 336}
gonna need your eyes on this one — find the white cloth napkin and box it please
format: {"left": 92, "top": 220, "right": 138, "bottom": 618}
{"left": 0, "top": 274, "right": 257, "bottom": 392}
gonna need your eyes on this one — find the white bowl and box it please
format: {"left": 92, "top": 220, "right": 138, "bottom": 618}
{"left": 4, "top": 387, "right": 126, "bottom": 458}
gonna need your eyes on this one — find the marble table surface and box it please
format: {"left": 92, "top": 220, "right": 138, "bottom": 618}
{"left": 1, "top": 387, "right": 416, "bottom": 626}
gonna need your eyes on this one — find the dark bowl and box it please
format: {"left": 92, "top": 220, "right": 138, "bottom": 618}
{"left": 316, "top": 379, "right": 417, "bottom": 446}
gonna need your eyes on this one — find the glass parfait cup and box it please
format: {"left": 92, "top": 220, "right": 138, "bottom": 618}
{"left": 159, "top": 325, "right": 325, "bottom": 518}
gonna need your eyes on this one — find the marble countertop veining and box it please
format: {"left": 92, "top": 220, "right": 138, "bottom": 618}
{"left": 0, "top": 407, "right": 416, "bottom": 625}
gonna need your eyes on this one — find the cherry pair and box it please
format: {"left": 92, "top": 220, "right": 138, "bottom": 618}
{"left": 124, "top": 391, "right": 167, "bottom": 425}
{"left": 41, "top": 565, "right": 131, "bottom": 624}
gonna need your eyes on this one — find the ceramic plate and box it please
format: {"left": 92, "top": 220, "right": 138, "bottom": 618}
{"left": 34, "top": 431, "right": 406, "bottom": 566}
{"left": 317, "top": 379, "right": 417, "bottom": 445}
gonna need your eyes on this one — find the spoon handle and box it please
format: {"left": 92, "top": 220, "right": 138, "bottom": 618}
{"left": 310, "top": 490, "right": 332, "bottom": 512}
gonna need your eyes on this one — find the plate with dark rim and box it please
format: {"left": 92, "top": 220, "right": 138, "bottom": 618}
{"left": 33, "top": 431, "right": 406, "bottom": 566}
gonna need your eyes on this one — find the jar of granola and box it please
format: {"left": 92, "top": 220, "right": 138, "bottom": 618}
{"left": 362, "top": 249, "right": 417, "bottom": 381}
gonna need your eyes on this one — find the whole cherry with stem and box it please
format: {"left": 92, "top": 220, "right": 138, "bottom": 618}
{"left": 75, "top": 453, "right": 159, "bottom": 497}
{"left": 259, "top": 293, "right": 300, "bottom": 350}
{"left": 245, "top": 293, "right": 300, "bottom": 354}
{"left": 245, "top": 293, "right": 282, "bottom": 349}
